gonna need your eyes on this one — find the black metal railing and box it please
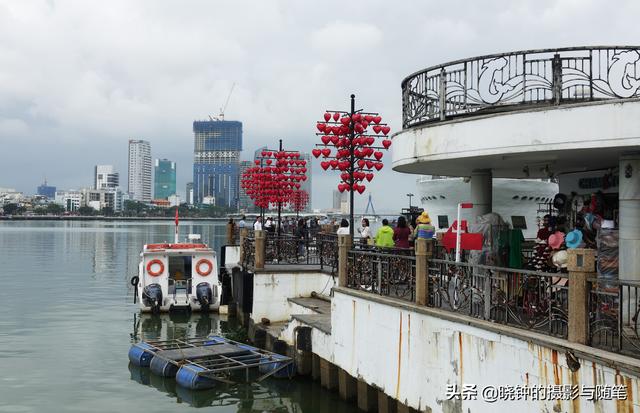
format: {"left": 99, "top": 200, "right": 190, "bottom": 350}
{"left": 346, "top": 249, "right": 416, "bottom": 301}
{"left": 318, "top": 233, "right": 338, "bottom": 274}
{"left": 242, "top": 236, "right": 255, "bottom": 268}
{"left": 589, "top": 279, "right": 640, "bottom": 357}
{"left": 402, "top": 46, "right": 640, "bottom": 128}
{"left": 264, "top": 234, "right": 320, "bottom": 265}
{"left": 428, "top": 259, "right": 568, "bottom": 338}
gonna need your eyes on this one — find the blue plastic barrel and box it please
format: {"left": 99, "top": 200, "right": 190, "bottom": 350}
{"left": 176, "top": 365, "right": 217, "bottom": 390}
{"left": 258, "top": 354, "right": 295, "bottom": 378}
{"left": 150, "top": 356, "right": 179, "bottom": 377}
{"left": 203, "top": 335, "right": 227, "bottom": 345}
{"left": 128, "top": 342, "right": 155, "bottom": 367}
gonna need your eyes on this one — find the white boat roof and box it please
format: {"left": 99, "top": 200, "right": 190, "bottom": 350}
{"left": 142, "top": 242, "right": 214, "bottom": 253}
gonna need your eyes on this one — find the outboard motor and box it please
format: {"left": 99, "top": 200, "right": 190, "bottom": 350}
{"left": 142, "top": 284, "right": 163, "bottom": 313}
{"left": 196, "top": 282, "right": 213, "bottom": 312}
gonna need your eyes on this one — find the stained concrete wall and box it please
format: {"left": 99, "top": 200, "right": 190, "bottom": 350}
{"left": 251, "top": 271, "right": 334, "bottom": 322}
{"left": 331, "top": 288, "right": 640, "bottom": 413}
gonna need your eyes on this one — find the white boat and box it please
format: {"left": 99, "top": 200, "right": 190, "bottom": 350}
{"left": 134, "top": 235, "right": 221, "bottom": 313}
{"left": 417, "top": 176, "right": 558, "bottom": 238}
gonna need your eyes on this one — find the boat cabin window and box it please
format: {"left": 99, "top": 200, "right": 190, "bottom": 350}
{"left": 168, "top": 256, "right": 192, "bottom": 280}
{"left": 511, "top": 216, "right": 527, "bottom": 230}
{"left": 437, "top": 215, "right": 449, "bottom": 229}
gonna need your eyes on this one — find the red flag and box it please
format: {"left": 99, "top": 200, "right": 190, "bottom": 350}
{"left": 175, "top": 208, "right": 179, "bottom": 226}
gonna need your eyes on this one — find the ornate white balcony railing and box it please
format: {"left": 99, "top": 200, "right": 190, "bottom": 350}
{"left": 402, "top": 46, "right": 640, "bottom": 128}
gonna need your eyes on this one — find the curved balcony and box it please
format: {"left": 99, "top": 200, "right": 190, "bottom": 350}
{"left": 402, "top": 46, "right": 640, "bottom": 128}
{"left": 394, "top": 46, "right": 640, "bottom": 178}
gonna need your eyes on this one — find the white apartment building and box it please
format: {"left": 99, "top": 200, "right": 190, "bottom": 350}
{"left": 95, "top": 165, "right": 119, "bottom": 190}
{"left": 54, "top": 190, "right": 82, "bottom": 212}
{"left": 128, "top": 139, "right": 152, "bottom": 202}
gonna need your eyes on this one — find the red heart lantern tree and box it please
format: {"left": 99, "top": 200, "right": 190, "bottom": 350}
{"left": 313, "top": 94, "right": 391, "bottom": 236}
{"left": 240, "top": 140, "right": 308, "bottom": 235}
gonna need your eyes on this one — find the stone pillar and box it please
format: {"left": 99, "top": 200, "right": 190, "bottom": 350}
{"left": 255, "top": 230, "right": 265, "bottom": 270}
{"left": 338, "top": 234, "right": 352, "bottom": 287}
{"left": 567, "top": 249, "right": 596, "bottom": 344}
{"left": 377, "top": 391, "right": 397, "bottom": 413}
{"left": 415, "top": 238, "right": 429, "bottom": 306}
{"left": 470, "top": 169, "right": 492, "bottom": 222}
{"left": 619, "top": 154, "right": 640, "bottom": 281}
{"left": 239, "top": 228, "right": 248, "bottom": 263}
{"left": 357, "top": 380, "right": 378, "bottom": 412}
{"left": 338, "top": 368, "right": 357, "bottom": 401}
{"left": 226, "top": 222, "right": 234, "bottom": 244}
{"left": 320, "top": 358, "right": 338, "bottom": 390}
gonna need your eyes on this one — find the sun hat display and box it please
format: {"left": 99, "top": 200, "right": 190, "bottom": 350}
{"left": 416, "top": 211, "right": 431, "bottom": 224}
{"left": 552, "top": 250, "right": 569, "bottom": 269}
{"left": 548, "top": 231, "right": 565, "bottom": 250}
{"left": 565, "top": 229, "right": 584, "bottom": 249}
{"left": 601, "top": 219, "right": 615, "bottom": 229}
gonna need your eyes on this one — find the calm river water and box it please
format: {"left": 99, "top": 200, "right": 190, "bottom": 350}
{"left": 0, "top": 220, "right": 358, "bottom": 413}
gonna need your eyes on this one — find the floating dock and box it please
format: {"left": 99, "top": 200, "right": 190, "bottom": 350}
{"left": 128, "top": 335, "right": 293, "bottom": 390}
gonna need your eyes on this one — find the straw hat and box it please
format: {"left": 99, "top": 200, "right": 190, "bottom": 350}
{"left": 552, "top": 250, "right": 569, "bottom": 269}
{"left": 416, "top": 211, "right": 431, "bottom": 224}
{"left": 565, "top": 229, "right": 583, "bottom": 249}
{"left": 548, "top": 231, "right": 565, "bottom": 250}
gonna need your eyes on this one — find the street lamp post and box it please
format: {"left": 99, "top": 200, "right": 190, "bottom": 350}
{"left": 407, "top": 193, "right": 414, "bottom": 211}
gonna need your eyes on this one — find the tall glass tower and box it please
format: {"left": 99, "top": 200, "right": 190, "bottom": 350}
{"left": 193, "top": 120, "right": 242, "bottom": 207}
{"left": 154, "top": 159, "right": 176, "bottom": 200}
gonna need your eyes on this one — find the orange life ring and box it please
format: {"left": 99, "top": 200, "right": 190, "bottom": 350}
{"left": 196, "top": 259, "right": 213, "bottom": 276}
{"left": 146, "top": 259, "right": 164, "bottom": 276}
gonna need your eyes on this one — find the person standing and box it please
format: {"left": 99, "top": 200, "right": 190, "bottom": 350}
{"left": 358, "top": 218, "right": 371, "bottom": 244}
{"left": 374, "top": 219, "right": 395, "bottom": 247}
{"left": 295, "top": 218, "right": 309, "bottom": 258}
{"left": 413, "top": 212, "right": 435, "bottom": 240}
{"left": 393, "top": 216, "right": 412, "bottom": 248}
{"left": 254, "top": 216, "right": 263, "bottom": 231}
{"left": 238, "top": 215, "right": 247, "bottom": 229}
{"left": 336, "top": 219, "right": 350, "bottom": 235}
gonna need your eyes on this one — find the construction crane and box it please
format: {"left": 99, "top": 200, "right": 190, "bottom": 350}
{"left": 209, "top": 82, "right": 236, "bottom": 121}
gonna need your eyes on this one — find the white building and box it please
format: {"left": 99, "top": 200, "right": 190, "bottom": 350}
{"left": 54, "top": 190, "right": 82, "bottom": 212}
{"left": 128, "top": 139, "right": 152, "bottom": 202}
{"left": 95, "top": 165, "right": 119, "bottom": 190}
{"left": 168, "top": 194, "right": 181, "bottom": 207}
{"left": 0, "top": 188, "right": 24, "bottom": 206}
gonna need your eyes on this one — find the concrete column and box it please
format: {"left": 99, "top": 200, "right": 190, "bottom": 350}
{"left": 239, "top": 228, "right": 248, "bottom": 263}
{"left": 320, "top": 358, "right": 338, "bottom": 390}
{"left": 255, "top": 230, "right": 266, "bottom": 269}
{"left": 226, "top": 222, "right": 234, "bottom": 244}
{"left": 338, "top": 368, "right": 357, "bottom": 402}
{"left": 357, "top": 380, "right": 378, "bottom": 412}
{"left": 470, "top": 169, "right": 492, "bottom": 222}
{"left": 619, "top": 154, "right": 640, "bottom": 281}
{"left": 338, "top": 234, "right": 352, "bottom": 287}
{"left": 377, "top": 391, "right": 397, "bottom": 413}
{"left": 415, "top": 239, "right": 429, "bottom": 306}
{"left": 311, "top": 353, "right": 321, "bottom": 381}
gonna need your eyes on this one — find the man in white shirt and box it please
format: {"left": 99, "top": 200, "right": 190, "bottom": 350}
{"left": 254, "top": 217, "right": 263, "bottom": 231}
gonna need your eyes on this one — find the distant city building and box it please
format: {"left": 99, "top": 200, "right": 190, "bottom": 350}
{"left": 238, "top": 160, "right": 252, "bottom": 211}
{"left": 193, "top": 120, "right": 242, "bottom": 208}
{"left": 332, "top": 190, "right": 347, "bottom": 212}
{"left": 154, "top": 159, "right": 176, "bottom": 200}
{"left": 37, "top": 179, "right": 56, "bottom": 199}
{"left": 128, "top": 139, "right": 152, "bottom": 202}
{"left": 55, "top": 190, "right": 82, "bottom": 212}
{"left": 185, "top": 182, "right": 194, "bottom": 205}
{"left": 80, "top": 188, "right": 126, "bottom": 212}
{"left": 95, "top": 165, "right": 119, "bottom": 190}
{"left": 168, "top": 194, "right": 181, "bottom": 207}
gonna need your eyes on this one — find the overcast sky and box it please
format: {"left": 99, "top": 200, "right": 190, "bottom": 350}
{"left": 1, "top": 0, "right": 639, "bottom": 212}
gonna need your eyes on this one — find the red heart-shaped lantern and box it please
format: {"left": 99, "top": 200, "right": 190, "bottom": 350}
{"left": 365, "top": 115, "right": 373, "bottom": 122}
{"left": 324, "top": 112, "right": 331, "bottom": 122}
{"left": 365, "top": 173, "right": 374, "bottom": 182}
{"left": 373, "top": 125, "right": 382, "bottom": 134}
{"left": 374, "top": 151, "right": 383, "bottom": 160}
{"left": 357, "top": 160, "right": 366, "bottom": 168}
{"left": 381, "top": 126, "right": 391, "bottom": 135}
{"left": 382, "top": 139, "right": 392, "bottom": 149}
{"left": 332, "top": 112, "right": 340, "bottom": 121}
{"left": 340, "top": 117, "right": 350, "bottom": 126}
{"left": 321, "top": 148, "right": 331, "bottom": 157}
{"left": 373, "top": 116, "right": 382, "bottom": 124}
{"left": 321, "top": 161, "right": 330, "bottom": 170}
{"left": 374, "top": 163, "right": 383, "bottom": 171}
{"left": 356, "top": 185, "right": 366, "bottom": 194}
{"left": 312, "top": 149, "right": 321, "bottom": 158}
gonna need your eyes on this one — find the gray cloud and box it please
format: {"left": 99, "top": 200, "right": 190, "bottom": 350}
{"left": 1, "top": 0, "right": 638, "bottom": 212}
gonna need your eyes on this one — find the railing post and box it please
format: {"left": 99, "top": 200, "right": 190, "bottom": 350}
{"left": 255, "top": 230, "right": 266, "bottom": 270}
{"left": 439, "top": 68, "right": 447, "bottom": 121}
{"left": 415, "top": 239, "right": 430, "bottom": 305}
{"left": 552, "top": 53, "right": 562, "bottom": 105}
{"left": 338, "top": 234, "right": 352, "bottom": 288}
{"left": 239, "top": 228, "right": 248, "bottom": 263}
{"left": 226, "top": 222, "right": 235, "bottom": 245}
{"left": 567, "top": 248, "right": 596, "bottom": 344}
